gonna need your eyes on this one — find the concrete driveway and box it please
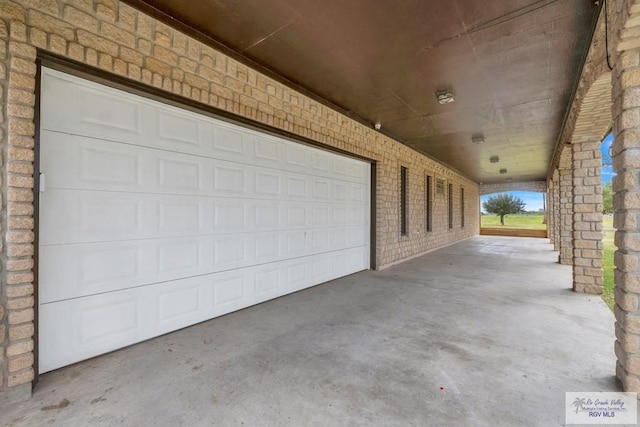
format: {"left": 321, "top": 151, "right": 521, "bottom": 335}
{"left": 1, "top": 236, "right": 619, "bottom": 426}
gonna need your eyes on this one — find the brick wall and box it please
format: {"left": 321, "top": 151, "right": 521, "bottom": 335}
{"left": 611, "top": 0, "right": 640, "bottom": 394}
{"left": 0, "top": 0, "right": 479, "bottom": 398}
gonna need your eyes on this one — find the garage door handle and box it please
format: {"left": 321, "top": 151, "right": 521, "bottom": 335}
{"left": 39, "top": 173, "right": 45, "bottom": 193}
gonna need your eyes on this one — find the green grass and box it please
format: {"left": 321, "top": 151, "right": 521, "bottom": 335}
{"left": 603, "top": 216, "right": 614, "bottom": 311}
{"left": 481, "top": 213, "right": 547, "bottom": 230}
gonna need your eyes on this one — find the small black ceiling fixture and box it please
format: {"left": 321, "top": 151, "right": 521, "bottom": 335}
{"left": 471, "top": 133, "right": 485, "bottom": 144}
{"left": 499, "top": 168, "right": 507, "bottom": 174}
{"left": 490, "top": 155, "right": 499, "bottom": 163}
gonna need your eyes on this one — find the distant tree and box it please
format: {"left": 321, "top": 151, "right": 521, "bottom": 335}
{"left": 482, "top": 194, "right": 526, "bottom": 225}
{"left": 603, "top": 182, "right": 613, "bottom": 214}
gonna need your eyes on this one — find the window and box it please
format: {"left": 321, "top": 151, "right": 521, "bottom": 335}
{"left": 436, "top": 178, "right": 445, "bottom": 195}
{"left": 448, "top": 183, "right": 453, "bottom": 229}
{"left": 426, "top": 175, "right": 433, "bottom": 232}
{"left": 401, "top": 166, "right": 408, "bottom": 235}
{"left": 460, "top": 186, "right": 465, "bottom": 228}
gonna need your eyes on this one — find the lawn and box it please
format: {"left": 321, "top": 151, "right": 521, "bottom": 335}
{"left": 603, "top": 216, "right": 614, "bottom": 310}
{"left": 481, "top": 213, "right": 547, "bottom": 230}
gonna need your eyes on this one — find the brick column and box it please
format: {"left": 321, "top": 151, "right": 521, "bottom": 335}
{"left": 553, "top": 169, "right": 561, "bottom": 251}
{"left": 612, "top": 44, "right": 640, "bottom": 392}
{"left": 0, "top": 18, "right": 6, "bottom": 400}
{"left": 1, "top": 18, "right": 36, "bottom": 402}
{"left": 547, "top": 179, "right": 555, "bottom": 246}
{"left": 572, "top": 140, "right": 603, "bottom": 294}
{"left": 559, "top": 151, "right": 573, "bottom": 265}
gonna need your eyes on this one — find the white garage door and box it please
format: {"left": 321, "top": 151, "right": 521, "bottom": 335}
{"left": 38, "top": 68, "right": 370, "bottom": 373}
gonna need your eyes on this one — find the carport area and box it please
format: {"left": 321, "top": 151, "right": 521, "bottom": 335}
{"left": 1, "top": 236, "right": 615, "bottom": 426}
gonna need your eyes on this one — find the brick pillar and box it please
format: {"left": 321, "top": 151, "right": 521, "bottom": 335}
{"left": 612, "top": 45, "right": 640, "bottom": 392}
{"left": 553, "top": 169, "right": 561, "bottom": 251}
{"left": 559, "top": 150, "right": 573, "bottom": 265}
{"left": 0, "top": 19, "right": 36, "bottom": 403}
{"left": 547, "top": 179, "right": 555, "bottom": 246}
{"left": 549, "top": 170, "right": 559, "bottom": 251}
{"left": 572, "top": 140, "right": 603, "bottom": 294}
{"left": 0, "top": 19, "right": 6, "bottom": 400}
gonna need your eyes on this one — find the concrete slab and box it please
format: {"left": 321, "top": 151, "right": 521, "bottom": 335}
{"left": 0, "top": 236, "right": 623, "bottom": 426}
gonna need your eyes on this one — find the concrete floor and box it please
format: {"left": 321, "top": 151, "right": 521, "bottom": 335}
{"left": 0, "top": 236, "right": 622, "bottom": 426}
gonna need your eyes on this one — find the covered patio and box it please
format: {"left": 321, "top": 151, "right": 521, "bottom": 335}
{"left": 1, "top": 236, "right": 615, "bottom": 426}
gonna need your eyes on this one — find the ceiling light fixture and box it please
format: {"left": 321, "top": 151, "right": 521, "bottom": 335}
{"left": 499, "top": 168, "right": 507, "bottom": 174}
{"left": 471, "top": 134, "right": 485, "bottom": 144}
{"left": 374, "top": 123, "right": 382, "bottom": 130}
{"left": 436, "top": 90, "right": 455, "bottom": 104}
{"left": 489, "top": 155, "right": 499, "bottom": 163}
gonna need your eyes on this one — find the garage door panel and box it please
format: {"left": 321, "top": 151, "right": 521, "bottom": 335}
{"left": 41, "top": 72, "right": 140, "bottom": 139}
{"left": 43, "top": 130, "right": 365, "bottom": 207}
{"left": 40, "top": 241, "right": 153, "bottom": 304}
{"left": 40, "top": 190, "right": 146, "bottom": 245}
{"left": 158, "top": 157, "right": 205, "bottom": 191}
{"left": 332, "top": 252, "right": 349, "bottom": 277}
{"left": 77, "top": 297, "right": 140, "bottom": 347}
{"left": 254, "top": 267, "right": 281, "bottom": 298}
{"left": 311, "top": 257, "right": 330, "bottom": 282}
{"left": 213, "top": 164, "right": 247, "bottom": 194}
{"left": 212, "top": 274, "right": 247, "bottom": 311}
{"left": 42, "top": 70, "right": 365, "bottom": 185}
{"left": 311, "top": 230, "right": 330, "bottom": 252}
{"left": 41, "top": 227, "right": 369, "bottom": 304}
{"left": 286, "top": 176, "right": 307, "bottom": 199}
{"left": 158, "top": 238, "right": 207, "bottom": 276}
{"left": 255, "top": 234, "right": 281, "bottom": 261}
{"left": 255, "top": 170, "right": 281, "bottom": 196}
{"left": 286, "top": 261, "right": 308, "bottom": 292}
{"left": 312, "top": 206, "right": 330, "bottom": 226}
{"left": 157, "top": 283, "right": 204, "bottom": 327}
{"left": 347, "top": 228, "right": 367, "bottom": 246}
{"left": 254, "top": 135, "right": 282, "bottom": 167}
{"left": 349, "top": 206, "right": 367, "bottom": 224}
{"left": 255, "top": 204, "right": 281, "bottom": 228}
{"left": 40, "top": 190, "right": 200, "bottom": 244}
{"left": 213, "top": 236, "right": 247, "bottom": 269}
{"left": 156, "top": 108, "right": 209, "bottom": 148}
{"left": 158, "top": 199, "right": 204, "bottom": 234}
{"left": 332, "top": 228, "right": 348, "bottom": 249}
{"left": 311, "top": 179, "right": 330, "bottom": 200}
{"left": 285, "top": 231, "right": 307, "bottom": 255}
{"left": 332, "top": 156, "right": 350, "bottom": 178}
{"left": 39, "top": 292, "right": 144, "bottom": 373}
{"left": 285, "top": 205, "right": 307, "bottom": 227}
{"left": 349, "top": 183, "right": 366, "bottom": 202}
{"left": 284, "top": 144, "right": 309, "bottom": 170}
{"left": 39, "top": 69, "right": 370, "bottom": 373}
{"left": 212, "top": 125, "right": 245, "bottom": 154}
{"left": 42, "top": 70, "right": 338, "bottom": 184}
{"left": 332, "top": 206, "right": 348, "bottom": 225}
{"left": 39, "top": 242, "right": 145, "bottom": 304}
